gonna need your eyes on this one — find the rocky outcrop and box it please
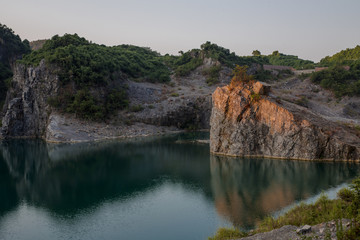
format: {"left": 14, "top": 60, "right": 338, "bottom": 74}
{"left": 210, "top": 81, "right": 360, "bottom": 161}
{"left": 0, "top": 60, "right": 218, "bottom": 141}
{"left": 1, "top": 60, "right": 59, "bottom": 137}
{"left": 140, "top": 96, "right": 212, "bottom": 129}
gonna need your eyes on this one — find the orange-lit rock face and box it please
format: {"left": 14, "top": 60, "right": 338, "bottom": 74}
{"left": 210, "top": 81, "right": 360, "bottom": 161}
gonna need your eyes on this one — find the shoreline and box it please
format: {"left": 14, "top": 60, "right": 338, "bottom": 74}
{"left": 210, "top": 151, "right": 360, "bottom": 163}
{"left": 0, "top": 127, "right": 210, "bottom": 144}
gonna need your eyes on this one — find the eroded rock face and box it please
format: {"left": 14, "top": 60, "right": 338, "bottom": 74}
{"left": 210, "top": 81, "right": 360, "bottom": 161}
{"left": 1, "top": 60, "right": 59, "bottom": 137}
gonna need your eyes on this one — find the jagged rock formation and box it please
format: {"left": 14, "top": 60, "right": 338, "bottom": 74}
{"left": 1, "top": 60, "right": 59, "bottom": 137}
{"left": 1, "top": 60, "right": 229, "bottom": 141}
{"left": 210, "top": 81, "right": 360, "bottom": 161}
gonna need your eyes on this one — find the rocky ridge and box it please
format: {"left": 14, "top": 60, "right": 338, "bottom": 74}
{"left": 210, "top": 80, "right": 360, "bottom": 161}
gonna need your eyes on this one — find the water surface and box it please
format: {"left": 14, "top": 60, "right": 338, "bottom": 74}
{"left": 0, "top": 133, "right": 359, "bottom": 240}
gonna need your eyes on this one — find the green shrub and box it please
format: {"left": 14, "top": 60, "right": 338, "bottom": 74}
{"left": 59, "top": 87, "right": 128, "bottom": 121}
{"left": 310, "top": 65, "right": 360, "bottom": 97}
{"left": 295, "top": 96, "right": 309, "bottom": 107}
{"left": 338, "top": 188, "right": 355, "bottom": 203}
{"left": 203, "top": 65, "right": 221, "bottom": 86}
{"left": 254, "top": 69, "right": 275, "bottom": 82}
{"left": 175, "top": 56, "right": 203, "bottom": 76}
{"left": 229, "top": 65, "right": 254, "bottom": 89}
{"left": 299, "top": 73, "right": 311, "bottom": 80}
{"left": 66, "top": 89, "right": 105, "bottom": 120}
{"left": 129, "top": 104, "right": 144, "bottom": 112}
{"left": 208, "top": 227, "right": 247, "bottom": 240}
{"left": 250, "top": 92, "right": 261, "bottom": 102}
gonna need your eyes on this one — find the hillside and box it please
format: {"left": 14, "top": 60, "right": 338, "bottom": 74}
{"left": 19, "top": 34, "right": 171, "bottom": 120}
{"left": 319, "top": 45, "right": 360, "bottom": 66}
{"left": 310, "top": 46, "right": 360, "bottom": 97}
{"left": 0, "top": 25, "right": 359, "bottom": 143}
{"left": 265, "top": 51, "right": 314, "bottom": 69}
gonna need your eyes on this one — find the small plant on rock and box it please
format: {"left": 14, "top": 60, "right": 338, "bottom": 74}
{"left": 229, "top": 65, "right": 254, "bottom": 89}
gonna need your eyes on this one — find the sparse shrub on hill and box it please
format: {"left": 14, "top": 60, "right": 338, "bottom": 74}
{"left": 202, "top": 65, "right": 222, "bottom": 86}
{"left": 310, "top": 64, "right": 360, "bottom": 97}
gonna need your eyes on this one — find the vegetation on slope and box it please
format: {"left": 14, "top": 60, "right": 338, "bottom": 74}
{"left": 0, "top": 23, "right": 30, "bottom": 109}
{"left": 19, "top": 34, "right": 171, "bottom": 120}
{"left": 165, "top": 41, "right": 266, "bottom": 77}
{"left": 310, "top": 62, "right": 360, "bottom": 97}
{"left": 309, "top": 45, "right": 360, "bottom": 98}
{"left": 20, "top": 34, "right": 170, "bottom": 85}
{"left": 265, "top": 51, "right": 315, "bottom": 69}
{"left": 319, "top": 45, "right": 360, "bottom": 67}
{"left": 209, "top": 177, "right": 360, "bottom": 240}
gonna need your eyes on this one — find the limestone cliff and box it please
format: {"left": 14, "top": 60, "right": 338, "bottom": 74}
{"left": 210, "top": 81, "right": 360, "bottom": 161}
{"left": 1, "top": 60, "right": 59, "bottom": 137}
{"left": 1, "top": 59, "right": 227, "bottom": 142}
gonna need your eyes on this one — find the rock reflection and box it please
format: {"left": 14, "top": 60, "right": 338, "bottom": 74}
{"left": 210, "top": 155, "right": 360, "bottom": 229}
{"left": 0, "top": 134, "right": 212, "bottom": 216}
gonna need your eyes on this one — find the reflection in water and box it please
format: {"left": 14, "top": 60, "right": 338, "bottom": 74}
{"left": 0, "top": 133, "right": 212, "bottom": 215}
{"left": 0, "top": 134, "right": 359, "bottom": 239}
{"left": 210, "top": 155, "right": 360, "bottom": 229}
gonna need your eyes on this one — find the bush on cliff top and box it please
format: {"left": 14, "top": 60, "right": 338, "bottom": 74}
{"left": 164, "top": 42, "right": 266, "bottom": 77}
{"left": 20, "top": 34, "right": 171, "bottom": 84}
{"left": 229, "top": 65, "right": 254, "bottom": 89}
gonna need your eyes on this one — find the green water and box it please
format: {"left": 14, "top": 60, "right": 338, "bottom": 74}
{"left": 0, "top": 132, "right": 359, "bottom": 240}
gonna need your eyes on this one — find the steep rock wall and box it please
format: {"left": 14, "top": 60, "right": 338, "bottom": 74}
{"left": 1, "top": 60, "right": 59, "bottom": 137}
{"left": 210, "top": 81, "right": 360, "bottom": 161}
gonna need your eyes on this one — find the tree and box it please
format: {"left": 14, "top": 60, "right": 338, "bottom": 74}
{"left": 229, "top": 65, "right": 253, "bottom": 89}
{"left": 272, "top": 50, "right": 279, "bottom": 56}
{"left": 252, "top": 50, "right": 261, "bottom": 56}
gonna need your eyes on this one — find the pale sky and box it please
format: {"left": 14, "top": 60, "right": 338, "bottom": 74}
{"left": 1, "top": 0, "right": 359, "bottom": 62}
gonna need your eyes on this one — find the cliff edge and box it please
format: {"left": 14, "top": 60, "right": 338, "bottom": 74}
{"left": 210, "top": 81, "right": 360, "bottom": 161}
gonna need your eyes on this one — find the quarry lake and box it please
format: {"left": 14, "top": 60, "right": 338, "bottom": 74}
{"left": 0, "top": 132, "right": 359, "bottom": 240}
